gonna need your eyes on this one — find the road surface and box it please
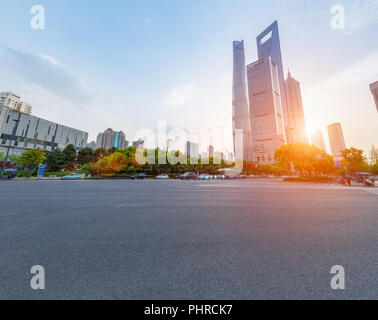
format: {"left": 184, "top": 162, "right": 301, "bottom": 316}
{"left": 0, "top": 179, "right": 377, "bottom": 299}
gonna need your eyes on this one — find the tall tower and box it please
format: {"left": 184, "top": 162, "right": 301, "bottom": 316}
{"left": 370, "top": 81, "right": 378, "bottom": 112}
{"left": 247, "top": 57, "right": 286, "bottom": 163}
{"left": 256, "top": 21, "right": 290, "bottom": 142}
{"left": 327, "top": 123, "right": 346, "bottom": 158}
{"left": 285, "top": 71, "right": 308, "bottom": 143}
{"left": 311, "top": 130, "right": 327, "bottom": 152}
{"left": 232, "top": 40, "right": 252, "bottom": 161}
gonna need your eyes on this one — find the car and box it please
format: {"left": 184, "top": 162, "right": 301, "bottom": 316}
{"left": 61, "top": 173, "right": 84, "bottom": 180}
{"left": 179, "top": 172, "right": 198, "bottom": 180}
{"left": 131, "top": 173, "right": 147, "bottom": 180}
{"left": 156, "top": 174, "right": 169, "bottom": 180}
{"left": 199, "top": 174, "right": 210, "bottom": 180}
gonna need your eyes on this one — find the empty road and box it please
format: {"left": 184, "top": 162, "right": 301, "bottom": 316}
{"left": 0, "top": 179, "right": 377, "bottom": 299}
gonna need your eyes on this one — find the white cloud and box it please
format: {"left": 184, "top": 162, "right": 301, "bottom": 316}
{"left": 0, "top": 46, "right": 132, "bottom": 141}
{"left": 40, "top": 53, "right": 59, "bottom": 66}
{"left": 163, "top": 84, "right": 198, "bottom": 107}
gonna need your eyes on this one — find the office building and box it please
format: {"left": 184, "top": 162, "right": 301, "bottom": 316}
{"left": 311, "top": 130, "right": 327, "bottom": 152}
{"left": 232, "top": 40, "right": 252, "bottom": 161}
{"left": 97, "top": 128, "right": 128, "bottom": 150}
{"left": 327, "top": 123, "right": 346, "bottom": 158}
{"left": 186, "top": 141, "right": 200, "bottom": 159}
{"left": 0, "top": 105, "right": 88, "bottom": 156}
{"left": 370, "top": 81, "right": 378, "bottom": 112}
{"left": 285, "top": 71, "right": 308, "bottom": 143}
{"left": 256, "top": 21, "right": 290, "bottom": 142}
{"left": 247, "top": 57, "right": 286, "bottom": 163}
{"left": 0, "top": 92, "right": 32, "bottom": 115}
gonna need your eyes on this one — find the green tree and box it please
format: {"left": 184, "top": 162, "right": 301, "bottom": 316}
{"left": 77, "top": 147, "right": 93, "bottom": 165}
{"left": 19, "top": 149, "right": 46, "bottom": 171}
{"left": 46, "top": 149, "right": 65, "bottom": 172}
{"left": 62, "top": 144, "right": 77, "bottom": 171}
{"left": 275, "top": 143, "right": 334, "bottom": 178}
{"left": 341, "top": 148, "right": 369, "bottom": 174}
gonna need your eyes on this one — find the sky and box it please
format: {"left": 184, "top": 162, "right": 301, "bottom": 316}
{"left": 0, "top": 0, "right": 377, "bottom": 155}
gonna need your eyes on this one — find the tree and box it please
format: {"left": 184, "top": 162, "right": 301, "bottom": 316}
{"left": 62, "top": 144, "right": 77, "bottom": 171}
{"left": 77, "top": 147, "right": 93, "bottom": 165}
{"left": 19, "top": 149, "right": 46, "bottom": 171}
{"left": 108, "top": 152, "right": 128, "bottom": 173}
{"left": 46, "top": 149, "right": 65, "bottom": 172}
{"left": 341, "top": 148, "right": 369, "bottom": 174}
{"left": 275, "top": 143, "right": 334, "bottom": 178}
{"left": 370, "top": 145, "right": 377, "bottom": 165}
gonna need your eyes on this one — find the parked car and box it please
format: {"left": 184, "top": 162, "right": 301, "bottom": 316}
{"left": 179, "top": 172, "right": 198, "bottom": 180}
{"left": 199, "top": 174, "right": 210, "bottom": 180}
{"left": 156, "top": 174, "right": 169, "bottom": 180}
{"left": 61, "top": 173, "right": 84, "bottom": 180}
{"left": 131, "top": 173, "right": 147, "bottom": 180}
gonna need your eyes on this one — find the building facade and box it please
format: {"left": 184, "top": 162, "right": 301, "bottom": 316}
{"left": 96, "top": 128, "right": 128, "bottom": 150}
{"left": 232, "top": 40, "right": 252, "bottom": 161}
{"left": 186, "top": 141, "right": 200, "bottom": 159}
{"left": 327, "top": 123, "right": 346, "bottom": 158}
{"left": 0, "top": 92, "right": 32, "bottom": 115}
{"left": 247, "top": 57, "right": 286, "bottom": 163}
{"left": 256, "top": 21, "right": 290, "bottom": 143}
{"left": 0, "top": 105, "right": 88, "bottom": 156}
{"left": 311, "top": 130, "right": 327, "bottom": 152}
{"left": 370, "top": 81, "right": 378, "bottom": 112}
{"left": 285, "top": 71, "right": 308, "bottom": 143}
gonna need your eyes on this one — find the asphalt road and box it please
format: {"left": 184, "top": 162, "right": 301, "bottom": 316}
{"left": 0, "top": 179, "right": 377, "bottom": 300}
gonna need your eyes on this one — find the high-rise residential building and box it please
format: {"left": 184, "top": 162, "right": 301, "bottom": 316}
{"left": 247, "top": 57, "right": 286, "bottom": 163}
{"left": 0, "top": 92, "right": 32, "bottom": 115}
{"left": 0, "top": 105, "right": 87, "bottom": 156}
{"left": 208, "top": 145, "right": 214, "bottom": 158}
{"left": 97, "top": 128, "right": 114, "bottom": 149}
{"left": 97, "top": 128, "right": 128, "bottom": 150}
{"left": 311, "top": 130, "right": 327, "bottom": 152}
{"left": 256, "top": 21, "right": 290, "bottom": 142}
{"left": 186, "top": 141, "right": 200, "bottom": 159}
{"left": 113, "top": 131, "right": 128, "bottom": 149}
{"left": 370, "top": 81, "right": 378, "bottom": 112}
{"left": 285, "top": 71, "right": 308, "bottom": 143}
{"left": 327, "top": 123, "right": 346, "bottom": 158}
{"left": 232, "top": 40, "right": 252, "bottom": 161}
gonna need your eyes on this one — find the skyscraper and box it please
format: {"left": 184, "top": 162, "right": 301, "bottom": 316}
{"left": 370, "top": 81, "right": 378, "bottom": 112}
{"left": 247, "top": 57, "right": 286, "bottom": 163}
{"left": 256, "top": 21, "right": 290, "bottom": 142}
{"left": 232, "top": 40, "right": 252, "bottom": 161}
{"left": 97, "top": 128, "right": 128, "bottom": 150}
{"left": 311, "top": 130, "right": 326, "bottom": 152}
{"left": 285, "top": 71, "right": 308, "bottom": 143}
{"left": 327, "top": 123, "right": 346, "bottom": 158}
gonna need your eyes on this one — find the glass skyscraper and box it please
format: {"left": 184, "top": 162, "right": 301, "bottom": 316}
{"left": 247, "top": 57, "right": 286, "bottom": 163}
{"left": 232, "top": 40, "right": 252, "bottom": 161}
{"left": 256, "top": 21, "right": 290, "bottom": 143}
